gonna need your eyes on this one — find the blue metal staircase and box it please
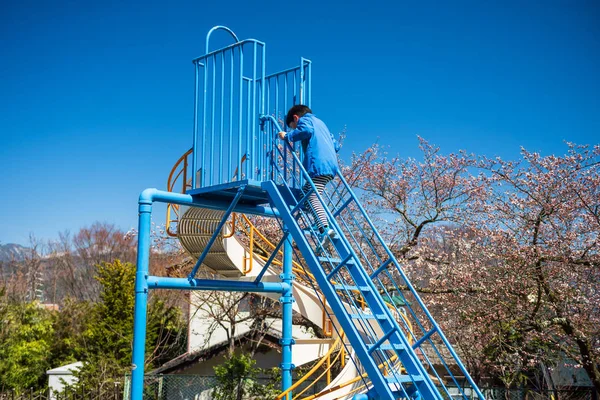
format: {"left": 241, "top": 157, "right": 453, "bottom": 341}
{"left": 178, "top": 26, "right": 485, "bottom": 399}
{"left": 260, "top": 116, "right": 485, "bottom": 400}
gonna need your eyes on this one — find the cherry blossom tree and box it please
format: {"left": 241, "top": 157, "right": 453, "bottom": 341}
{"left": 476, "top": 143, "right": 600, "bottom": 391}
{"left": 348, "top": 139, "right": 600, "bottom": 391}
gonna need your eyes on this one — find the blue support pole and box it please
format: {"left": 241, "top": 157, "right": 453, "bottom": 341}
{"left": 147, "top": 276, "right": 289, "bottom": 293}
{"left": 131, "top": 198, "right": 152, "bottom": 400}
{"left": 280, "top": 228, "right": 295, "bottom": 394}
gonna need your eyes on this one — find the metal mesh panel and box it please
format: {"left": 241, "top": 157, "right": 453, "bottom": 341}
{"left": 135, "top": 375, "right": 217, "bottom": 400}
{"left": 177, "top": 207, "right": 241, "bottom": 276}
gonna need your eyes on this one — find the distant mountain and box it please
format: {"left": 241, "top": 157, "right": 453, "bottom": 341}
{"left": 0, "top": 243, "right": 31, "bottom": 262}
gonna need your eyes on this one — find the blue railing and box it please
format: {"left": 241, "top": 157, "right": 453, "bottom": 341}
{"left": 262, "top": 118, "right": 485, "bottom": 399}
{"left": 191, "top": 37, "right": 265, "bottom": 189}
{"left": 191, "top": 28, "right": 311, "bottom": 190}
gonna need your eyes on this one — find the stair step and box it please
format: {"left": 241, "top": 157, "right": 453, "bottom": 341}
{"left": 349, "top": 313, "right": 387, "bottom": 320}
{"left": 318, "top": 256, "right": 356, "bottom": 265}
{"left": 371, "top": 343, "right": 406, "bottom": 351}
{"left": 386, "top": 374, "right": 425, "bottom": 384}
{"left": 333, "top": 284, "right": 370, "bottom": 292}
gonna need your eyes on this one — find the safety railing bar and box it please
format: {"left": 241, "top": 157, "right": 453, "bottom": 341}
{"left": 238, "top": 46, "right": 244, "bottom": 185}
{"left": 169, "top": 168, "right": 185, "bottom": 192}
{"left": 167, "top": 148, "right": 193, "bottom": 191}
{"left": 371, "top": 275, "right": 429, "bottom": 345}
{"left": 326, "top": 174, "right": 350, "bottom": 206}
{"left": 192, "top": 39, "right": 265, "bottom": 63}
{"left": 228, "top": 48, "right": 234, "bottom": 181}
{"left": 200, "top": 51, "right": 208, "bottom": 188}
{"left": 192, "top": 62, "right": 199, "bottom": 189}
{"left": 210, "top": 53, "right": 216, "bottom": 186}
{"left": 251, "top": 41, "right": 257, "bottom": 182}
{"left": 265, "top": 65, "right": 301, "bottom": 80}
{"left": 244, "top": 77, "right": 251, "bottom": 181}
{"left": 219, "top": 53, "right": 225, "bottom": 181}
{"left": 205, "top": 25, "right": 239, "bottom": 53}
{"left": 401, "top": 322, "right": 465, "bottom": 395}
{"left": 319, "top": 182, "right": 348, "bottom": 223}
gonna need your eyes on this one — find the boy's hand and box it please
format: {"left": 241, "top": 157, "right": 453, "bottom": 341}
{"left": 278, "top": 131, "right": 287, "bottom": 140}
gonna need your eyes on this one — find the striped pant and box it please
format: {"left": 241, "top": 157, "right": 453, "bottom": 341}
{"left": 302, "top": 175, "right": 333, "bottom": 233}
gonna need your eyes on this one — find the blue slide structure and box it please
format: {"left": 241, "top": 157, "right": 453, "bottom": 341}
{"left": 130, "top": 26, "right": 485, "bottom": 399}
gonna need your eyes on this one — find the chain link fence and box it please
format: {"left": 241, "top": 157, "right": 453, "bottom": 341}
{"left": 2, "top": 379, "right": 597, "bottom": 399}
{"left": 124, "top": 375, "right": 216, "bottom": 400}
{"left": 0, "top": 383, "right": 123, "bottom": 400}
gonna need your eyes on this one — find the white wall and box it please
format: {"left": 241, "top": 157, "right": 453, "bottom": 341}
{"left": 46, "top": 362, "right": 82, "bottom": 400}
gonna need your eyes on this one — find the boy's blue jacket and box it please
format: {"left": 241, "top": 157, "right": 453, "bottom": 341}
{"left": 286, "top": 113, "right": 341, "bottom": 178}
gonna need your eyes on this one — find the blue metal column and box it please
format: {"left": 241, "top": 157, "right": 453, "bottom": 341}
{"left": 280, "top": 228, "right": 295, "bottom": 394}
{"left": 131, "top": 198, "right": 152, "bottom": 399}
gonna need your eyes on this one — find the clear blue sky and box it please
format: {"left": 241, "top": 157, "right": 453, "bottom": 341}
{"left": 1, "top": 1, "right": 598, "bottom": 246}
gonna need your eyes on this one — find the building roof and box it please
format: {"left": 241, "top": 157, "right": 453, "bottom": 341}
{"left": 46, "top": 361, "right": 83, "bottom": 375}
{"left": 150, "top": 330, "right": 282, "bottom": 375}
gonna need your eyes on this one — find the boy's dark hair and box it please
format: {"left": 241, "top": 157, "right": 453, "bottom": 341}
{"left": 286, "top": 105, "right": 312, "bottom": 127}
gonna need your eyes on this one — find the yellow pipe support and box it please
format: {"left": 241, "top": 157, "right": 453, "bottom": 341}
{"left": 326, "top": 354, "right": 331, "bottom": 384}
{"left": 165, "top": 148, "right": 193, "bottom": 237}
{"left": 237, "top": 215, "right": 337, "bottom": 333}
{"left": 167, "top": 148, "right": 193, "bottom": 192}
{"left": 246, "top": 226, "right": 254, "bottom": 274}
{"left": 223, "top": 213, "right": 236, "bottom": 239}
{"left": 321, "top": 294, "right": 333, "bottom": 338}
{"left": 275, "top": 335, "right": 343, "bottom": 400}
{"left": 293, "top": 348, "right": 344, "bottom": 399}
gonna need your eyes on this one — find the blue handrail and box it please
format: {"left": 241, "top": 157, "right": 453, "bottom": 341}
{"left": 261, "top": 114, "right": 485, "bottom": 400}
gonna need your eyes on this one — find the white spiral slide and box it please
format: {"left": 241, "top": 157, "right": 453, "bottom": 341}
{"left": 178, "top": 207, "right": 370, "bottom": 398}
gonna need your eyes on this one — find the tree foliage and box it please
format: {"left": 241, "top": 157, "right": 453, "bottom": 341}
{"left": 212, "top": 353, "right": 280, "bottom": 400}
{"left": 0, "top": 256, "right": 187, "bottom": 393}
{"left": 0, "top": 288, "right": 54, "bottom": 392}
{"left": 71, "top": 260, "right": 187, "bottom": 389}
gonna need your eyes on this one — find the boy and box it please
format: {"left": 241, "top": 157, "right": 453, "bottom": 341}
{"left": 278, "top": 105, "right": 341, "bottom": 240}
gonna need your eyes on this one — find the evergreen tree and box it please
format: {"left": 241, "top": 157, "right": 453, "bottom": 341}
{"left": 0, "top": 288, "right": 54, "bottom": 392}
